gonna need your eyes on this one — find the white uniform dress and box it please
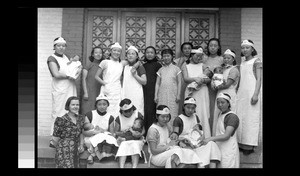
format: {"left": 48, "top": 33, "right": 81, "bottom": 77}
{"left": 147, "top": 123, "right": 202, "bottom": 168}
{"left": 121, "top": 65, "right": 144, "bottom": 115}
{"left": 99, "top": 60, "right": 124, "bottom": 117}
{"left": 49, "top": 54, "right": 77, "bottom": 135}
{"left": 212, "top": 65, "right": 239, "bottom": 136}
{"left": 215, "top": 111, "right": 239, "bottom": 168}
{"left": 88, "top": 110, "right": 119, "bottom": 148}
{"left": 235, "top": 57, "right": 262, "bottom": 146}
{"left": 178, "top": 114, "right": 221, "bottom": 167}
{"left": 115, "top": 111, "right": 145, "bottom": 157}
{"left": 184, "top": 63, "right": 211, "bottom": 138}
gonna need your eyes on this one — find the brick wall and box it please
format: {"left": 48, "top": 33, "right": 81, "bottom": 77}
{"left": 38, "top": 8, "right": 63, "bottom": 136}
{"left": 219, "top": 8, "right": 242, "bottom": 64}
{"left": 61, "top": 8, "right": 85, "bottom": 106}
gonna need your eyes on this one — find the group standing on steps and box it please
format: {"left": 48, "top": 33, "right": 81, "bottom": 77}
{"left": 47, "top": 37, "right": 262, "bottom": 168}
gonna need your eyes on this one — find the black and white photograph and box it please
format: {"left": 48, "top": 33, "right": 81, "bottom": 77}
{"left": 35, "top": 7, "right": 263, "bottom": 169}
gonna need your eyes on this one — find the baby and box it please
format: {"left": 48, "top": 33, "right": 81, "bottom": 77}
{"left": 187, "top": 67, "right": 214, "bottom": 96}
{"left": 116, "top": 117, "right": 144, "bottom": 145}
{"left": 176, "top": 128, "right": 204, "bottom": 149}
{"left": 83, "top": 123, "right": 101, "bottom": 154}
{"left": 211, "top": 66, "right": 224, "bottom": 89}
{"left": 66, "top": 55, "right": 82, "bottom": 79}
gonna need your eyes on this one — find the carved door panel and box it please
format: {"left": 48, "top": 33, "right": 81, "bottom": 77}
{"left": 184, "top": 13, "right": 216, "bottom": 52}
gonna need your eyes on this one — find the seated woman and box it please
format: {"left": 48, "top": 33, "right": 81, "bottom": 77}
{"left": 114, "top": 98, "right": 146, "bottom": 168}
{"left": 146, "top": 105, "right": 202, "bottom": 168}
{"left": 170, "top": 97, "right": 221, "bottom": 168}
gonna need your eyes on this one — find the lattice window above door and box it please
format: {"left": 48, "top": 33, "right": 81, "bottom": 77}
{"left": 188, "top": 18, "right": 210, "bottom": 51}
{"left": 155, "top": 17, "right": 176, "bottom": 54}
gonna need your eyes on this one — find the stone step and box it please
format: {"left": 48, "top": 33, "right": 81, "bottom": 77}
{"left": 87, "top": 161, "right": 149, "bottom": 168}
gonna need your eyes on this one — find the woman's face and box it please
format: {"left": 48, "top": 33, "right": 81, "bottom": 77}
{"left": 216, "top": 98, "right": 230, "bottom": 112}
{"left": 184, "top": 104, "right": 196, "bottom": 117}
{"left": 122, "top": 108, "right": 134, "bottom": 118}
{"left": 111, "top": 47, "right": 122, "bottom": 60}
{"left": 191, "top": 53, "right": 203, "bottom": 64}
{"left": 208, "top": 40, "right": 219, "bottom": 55}
{"left": 145, "top": 48, "right": 155, "bottom": 61}
{"left": 182, "top": 44, "right": 192, "bottom": 57}
{"left": 96, "top": 100, "right": 108, "bottom": 113}
{"left": 127, "top": 49, "right": 138, "bottom": 63}
{"left": 93, "top": 48, "right": 103, "bottom": 61}
{"left": 69, "top": 99, "right": 80, "bottom": 114}
{"left": 162, "top": 53, "right": 173, "bottom": 65}
{"left": 54, "top": 43, "right": 66, "bottom": 55}
{"left": 223, "top": 54, "right": 234, "bottom": 65}
{"left": 157, "top": 114, "right": 170, "bottom": 127}
{"left": 241, "top": 45, "right": 253, "bottom": 57}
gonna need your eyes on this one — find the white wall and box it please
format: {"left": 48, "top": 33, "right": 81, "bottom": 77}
{"left": 38, "top": 8, "right": 63, "bottom": 136}
{"left": 241, "top": 8, "right": 263, "bottom": 60}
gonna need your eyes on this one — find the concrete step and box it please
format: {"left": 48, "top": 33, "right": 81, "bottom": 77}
{"left": 87, "top": 161, "right": 149, "bottom": 168}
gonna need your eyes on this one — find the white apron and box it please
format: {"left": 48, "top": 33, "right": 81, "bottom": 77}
{"left": 215, "top": 111, "right": 239, "bottom": 168}
{"left": 115, "top": 111, "right": 145, "bottom": 157}
{"left": 88, "top": 110, "right": 119, "bottom": 147}
{"left": 121, "top": 65, "right": 144, "bottom": 115}
{"left": 50, "top": 54, "right": 77, "bottom": 135}
{"left": 184, "top": 63, "right": 211, "bottom": 138}
{"left": 99, "top": 60, "right": 123, "bottom": 117}
{"left": 212, "top": 65, "right": 238, "bottom": 136}
{"left": 148, "top": 124, "right": 202, "bottom": 168}
{"left": 179, "top": 114, "right": 221, "bottom": 167}
{"left": 236, "top": 58, "right": 262, "bottom": 146}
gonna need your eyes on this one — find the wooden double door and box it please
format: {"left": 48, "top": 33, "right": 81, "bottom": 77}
{"left": 85, "top": 9, "right": 217, "bottom": 65}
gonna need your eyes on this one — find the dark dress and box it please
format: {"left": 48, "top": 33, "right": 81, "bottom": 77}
{"left": 81, "top": 59, "right": 102, "bottom": 115}
{"left": 53, "top": 113, "right": 85, "bottom": 168}
{"left": 142, "top": 60, "right": 162, "bottom": 136}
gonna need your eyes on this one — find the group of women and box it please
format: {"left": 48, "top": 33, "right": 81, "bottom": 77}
{"left": 47, "top": 36, "right": 262, "bottom": 168}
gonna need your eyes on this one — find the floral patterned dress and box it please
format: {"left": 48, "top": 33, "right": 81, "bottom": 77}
{"left": 53, "top": 113, "right": 85, "bottom": 168}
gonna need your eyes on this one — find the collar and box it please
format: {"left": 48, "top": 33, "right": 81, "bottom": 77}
{"left": 54, "top": 52, "right": 64, "bottom": 57}
{"left": 96, "top": 110, "right": 107, "bottom": 116}
{"left": 221, "top": 109, "right": 231, "bottom": 114}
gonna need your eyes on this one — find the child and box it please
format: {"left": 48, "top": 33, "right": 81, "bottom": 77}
{"left": 154, "top": 48, "right": 182, "bottom": 132}
{"left": 116, "top": 117, "right": 145, "bottom": 145}
{"left": 176, "top": 127, "right": 204, "bottom": 149}
{"left": 66, "top": 55, "right": 82, "bottom": 79}
{"left": 211, "top": 66, "right": 224, "bottom": 89}
{"left": 83, "top": 123, "right": 98, "bottom": 155}
{"left": 186, "top": 67, "right": 213, "bottom": 96}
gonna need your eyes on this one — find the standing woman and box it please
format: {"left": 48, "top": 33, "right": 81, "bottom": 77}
{"left": 212, "top": 49, "right": 240, "bottom": 136}
{"left": 201, "top": 93, "right": 240, "bottom": 168}
{"left": 204, "top": 38, "right": 223, "bottom": 132}
{"left": 50, "top": 96, "right": 85, "bottom": 168}
{"left": 181, "top": 47, "right": 211, "bottom": 138}
{"left": 121, "top": 45, "right": 147, "bottom": 116}
{"left": 81, "top": 46, "right": 105, "bottom": 115}
{"left": 142, "top": 46, "right": 162, "bottom": 135}
{"left": 236, "top": 40, "right": 262, "bottom": 155}
{"left": 94, "top": 42, "right": 124, "bottom": 117}
{"left": 47, "top": 37, "right": 81, "bottom": 135}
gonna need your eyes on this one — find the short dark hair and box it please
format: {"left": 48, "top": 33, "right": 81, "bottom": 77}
{"left": 206, "top": 38, "right": 222, "bottom": 56}
{"left": 180, "top": 42, "right": 193, "bottom": 52}
{"left": 154, "top": 105, "right": 171, "bottom": 122}
{"left": 89, "top": 46, "right": 105, "bottom": 62}
{"left": 144, "top": 46, "right": 159, "bottom": 62}
{"left": 161, "top": 48, "right": 174, "bottom": 57}
{"left": 119, "top": 98, "right": 136, "bottom": 114}
{"left": 205, "top": 69, "right": 214, "bottom": 79}
{"left": 65, "top": 96, "right": 79, "bottom": 111}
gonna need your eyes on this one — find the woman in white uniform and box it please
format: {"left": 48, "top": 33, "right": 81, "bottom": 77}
{"left": 201, "top": 93, "right": 240, "bottom": 168}
{"left": 47, "top": 37, "right": 81, "bottom": 135}
{"left": 235, "top": 40, "right": 262, "bottom": 155}
{"left": 146, "top": 105, "right": 202, "bottom": 168}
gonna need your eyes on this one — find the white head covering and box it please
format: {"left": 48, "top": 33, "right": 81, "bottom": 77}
{"left": 191, "top": 47, "right": 203, "bottom": 54}
{"left": 184, "top": 97, "right": 197, "bottom": 105}
{"left": 127, "top": 45, "right": 138, "bottom": 53}
{"left": 53, "top": 37, "right": 66, "bottom": 45}
{"left": 216, "top": 92, "right": 231, "bottom": 102}
{"left": 241, "top": 40, "right": 254, "bottom": 47}
{"left": 120, "top": 103, "right": 133, "bottom": 111}
{"left": 110, "top": 42, "right": 122, "bottom": 50}
{"left": 96, "top": 93, "right": 108, "bottom": 101}
{"left": 224, "top": 49, "right": 236, "bottom": 58}
{"left": 156, "top": 107, "right": 170, "bottom": 115}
